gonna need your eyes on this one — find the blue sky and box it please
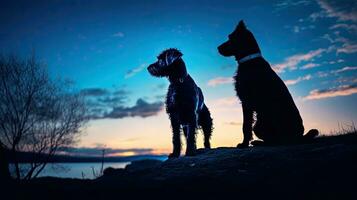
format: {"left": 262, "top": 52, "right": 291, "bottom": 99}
{"left": 0, "top": 0, "right": 356, "bottom": 155}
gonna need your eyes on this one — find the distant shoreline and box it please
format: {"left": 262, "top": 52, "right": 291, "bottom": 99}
{"left": 8, "top": 151, "right": 167, "bottom": 163}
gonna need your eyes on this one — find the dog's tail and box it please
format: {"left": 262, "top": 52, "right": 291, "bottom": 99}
{"left": 303, "top": 129, "right": 319, "bottom": 142}
{"left": 198, "top": 104, "right": 213, "bottom": 148}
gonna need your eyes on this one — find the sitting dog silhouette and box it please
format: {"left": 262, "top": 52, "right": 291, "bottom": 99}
{"left": 148, "top": 48, "right": 213, "bottom": 157}
{"left": 218, "top": 20, "right": 318, "bottom": 147}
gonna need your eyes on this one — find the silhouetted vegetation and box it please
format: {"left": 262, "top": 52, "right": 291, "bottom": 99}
{"left": 0, "top": 53, "right": 88, "bottom": 180}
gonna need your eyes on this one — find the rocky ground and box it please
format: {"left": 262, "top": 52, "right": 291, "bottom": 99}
{"left": 4, "top": 132, "right": 357, "bottom": 200}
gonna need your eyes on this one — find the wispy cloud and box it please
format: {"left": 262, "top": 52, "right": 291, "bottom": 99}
{"left": 284, "top": 74, "right": 312, "bottom": 86}
{"left": 289, "top": 25, "right": 315, "bottom": 33}
{"left": 337, "top": 42, "right": 357, "bottom": 54}
{"left": 329, "top": 23, "right": 357, "bottom": 32}
{"left": 331, "top": 66, "right": 357, "bottom": 74}
{"left": 207, "top": 77, "right": 233, "bottom": 87}
{"left": 316, "top": 0, "right": 357, "bottom": 22}
{"left": 274, "top": 0, "right": 311, "bottom": 11}
{"left": 301, "top": 63, "right": 321, "bottom": 69}
{"left": 334, "top": 77, "right": 357, "bottom": 85}
{"left": 321, "top": 34, "right": 357, "bottom": 54}
{"left": 112, "top": 32, "right": 125, "bottom": 38}
{"left": 309, "top": 11, "right": 325, "bottom": 22}
{"left": 304, "top": 84, "right": 357, "bottom": 100}
{"left": 324, "top": 59, "right": 344, "bottom": 65}
{"left": 125, "top": 63, "right": 147, "bottom": 78}
{"left": 273, "top": 48, "right": 325, "bottom": 73}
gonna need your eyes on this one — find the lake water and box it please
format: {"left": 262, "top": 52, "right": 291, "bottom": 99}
{"left": 44, "top": 162, "right": 132, "bottom": 179}
{"left": 12, "top": 156, "right": 168, "bottom": 179}
{"left": 15, "top": 162, "right": 130, "bottom": 179}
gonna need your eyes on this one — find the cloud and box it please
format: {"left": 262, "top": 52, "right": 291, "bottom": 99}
{"left": 317, "top": 71, "right": 329, "bottom": 78}
{"left": 103, "top": 98, "right": 164, "bottom": 119}
{"left": 331, "top": 66, "right": 357, "bottom": 73}
{"left": 125, "top": 63, "right": 146, "bottom": 78}
{"left": 316, "top": 0, "right": 357, "bottom": 22}
{"left": 301, "top": 63, "right": 321, "bottom": 69}
{"left": 57, "top": 147, "right": 154, "bottom": 157}
{"left": 81, "top": 88, "right": 127, "bottom": 118}
{"left": 80, "top": 87, "right": 163, "bottom": 120}
{"left": 274, "top": 0, "right": 311, "bottom": 10}
{"left": 334, "top": 77, "right": 357, "bottom": 84}
{"left": 98, "top": 96, "right": 126, "bottom": 104}
{"left": 321, "top": 34, "right": 357, "bottom": 54}
{"left": 321, "top": 33, "right": 335, "bottom": 43}
{"left": 207, "top": 77, "right": 233, "bottom": 87}
{"left": 112, "top": 32, "right": 125, "bottom": 37}
{"left": 337, "top": 42, "right": 357, "bottom": 54}
{"left": 302, "top": 66, "right": 355, "bottom": 81}
{"left": 329, "top": 23, "right": 357, "bottom": 32}
{"left": 80, "top": 88, "right": 109, "bottom": 96}
{"left": 284, "top": 74, "right": 312, "bottom": 86}
{"left": 324, "top": 59, "right": 344, "bottom": 65}
{"left": 290, "top": 25, "right": 315, "bottom": 33}
{"left": 309, "top": 11, "right": 325, "bottom": 22}
{"left": 272, "top": 48, "right": 325, "bottom": 73}
{"left": 304, "top": 84, "right": 357, "bottom": 100}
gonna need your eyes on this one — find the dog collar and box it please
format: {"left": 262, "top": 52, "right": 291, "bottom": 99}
{"left": 238, "top": 53, "right": 262, "bottom": 64}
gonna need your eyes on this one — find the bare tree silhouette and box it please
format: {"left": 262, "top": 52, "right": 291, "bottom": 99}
{"left": 0, "top": 53, "right": 88, "bottom": 180}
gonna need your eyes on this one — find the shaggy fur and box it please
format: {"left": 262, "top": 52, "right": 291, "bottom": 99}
{"left": 218, "top": 20, "right": 318, "bottom": 147}
{"left": 147, "top": 48, "right": 213, "bottom": 157}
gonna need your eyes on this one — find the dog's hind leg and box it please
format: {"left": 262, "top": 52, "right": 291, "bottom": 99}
{"left": 198, "top": 104, "right": 213, "bottom": 149}
{"left": 169, "top": 114, "right": 181, "bottom": 158}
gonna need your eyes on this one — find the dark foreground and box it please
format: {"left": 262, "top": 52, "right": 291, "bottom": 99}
{"left": 3, "top": 133, "right": 357, "bottom": 200}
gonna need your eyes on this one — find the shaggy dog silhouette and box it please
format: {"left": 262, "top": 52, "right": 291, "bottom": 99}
{"left": 148, "top": 48, "right": 213, "bottom": 157}
{"left": 218, "top": 20, "right": 318, "bottom": 148}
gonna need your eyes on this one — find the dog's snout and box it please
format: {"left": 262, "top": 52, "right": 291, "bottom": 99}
{"left": 217, "top": 45, "right": 225, "bottom": 55}
{"left": 217, "top": 41, "right": 233, "bottom": 57}
{"left": 147, "top": 63, "right": 158, "bottom": 76}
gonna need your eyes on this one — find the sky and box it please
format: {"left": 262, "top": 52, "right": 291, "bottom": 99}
{"left": 0, "top": 0, "right": 356, "bottom": 156}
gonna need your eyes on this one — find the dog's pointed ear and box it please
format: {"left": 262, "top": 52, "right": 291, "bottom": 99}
{"left": 237, "top": 20, "right": 246, "bottom": 30}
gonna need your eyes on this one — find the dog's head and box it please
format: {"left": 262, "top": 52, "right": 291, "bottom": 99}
{"left": 147, "top": 48, "right": 187, "bottom": 80}
{"left": 218, "top": 20, "right": 260, "bottom": 58}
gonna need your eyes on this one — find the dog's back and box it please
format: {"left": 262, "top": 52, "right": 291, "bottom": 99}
{"left": 235, "top": 57, "right": 304, "bottom": 140}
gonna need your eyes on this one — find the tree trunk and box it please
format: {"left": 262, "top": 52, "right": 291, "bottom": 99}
{"left": 0, "top": 146, "right": 11, "bottom": 181}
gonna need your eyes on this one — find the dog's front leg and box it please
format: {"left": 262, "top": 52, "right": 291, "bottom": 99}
{"left": 237, "top": 103, "right": 253, "bottom": 148}
{"left": 168, "top": 114, "right": 181, "bottom": 158}
{"left": 183, "top": 124, "right": 197, "bottom": 156}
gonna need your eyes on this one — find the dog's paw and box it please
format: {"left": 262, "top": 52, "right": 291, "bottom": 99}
{"left": 237, "top": 142, "right": 249, "bottom": 149}
{"left": 250, "top": 140, "right": 265, "bottom": 146}
{"left": 204, "top": 142, "right": 211, "bottom": 149}
{"left": 168, "top": 153, "right": 180, "bottom": 159}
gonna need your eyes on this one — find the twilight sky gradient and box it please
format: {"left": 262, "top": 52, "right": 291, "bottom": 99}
{"left": 0, "top": 0, "right": 356, "bottom": 156}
